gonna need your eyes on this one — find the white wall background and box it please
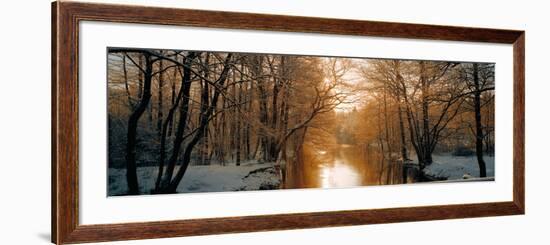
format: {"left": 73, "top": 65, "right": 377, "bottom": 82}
{"left": 0, "top": 0, "right": 547, "bottom": 244}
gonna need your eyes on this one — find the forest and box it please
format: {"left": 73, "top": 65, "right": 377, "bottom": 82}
{"left": 107, "top": 48, "right": 495, "bottom": 196}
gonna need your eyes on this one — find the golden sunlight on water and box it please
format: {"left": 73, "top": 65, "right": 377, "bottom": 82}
{"left": 318, "top": 157, "right": 361, "bottom": 188}
{"left": 285, "top": 144, "right": 393, "bottom": 189}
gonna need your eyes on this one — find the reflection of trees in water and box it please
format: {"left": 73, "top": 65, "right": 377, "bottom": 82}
{"left": 283, "top": 143, "right": 405, "bottom": 189}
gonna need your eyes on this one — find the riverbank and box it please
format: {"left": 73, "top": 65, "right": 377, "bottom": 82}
{"left": 108, "top": 161, "right": 281, "bottom": 196}
{"left": 421, "top": 154, "right": 495, "bottom": 180}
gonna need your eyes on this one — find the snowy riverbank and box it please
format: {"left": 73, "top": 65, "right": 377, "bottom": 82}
{"left": 109, "top": 161, "right": 281, "bottom": 196}
{"left": 421, "top": 154, "right": 495, "bottom": 180}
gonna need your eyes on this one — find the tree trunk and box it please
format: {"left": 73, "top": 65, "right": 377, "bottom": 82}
{"left": 269, "top": 80, "right": 279, "bottom": 161}
{"left": 235, "top": 65, "right": 245, "bottom": 166}
{"left": 383, "top": 80, "right": 392, "bottom": 160}
{"left": 377, "top": 100, "right": 386, "bottom": 184}
{"left": 276, "top": 76, "right": 290, "bottom": 165}
{"left": 163, "top": 54, "right": 233, "bottom": 193}
{"left": 236, "top": 82, "right": 242, "bottom": 166}
{"left": 269, "top": 57, "right": 281, "bottom": 161}
{"left": 199, "top": 54, "right": 211, "bottom": 165}
{"left": 167, "top": 63, "right": 178, "bottom": 137}
{"left": 155, "top": 79, "right": 185, "bottom": 189}
{"left": 137, "top": 55, "right": 143, "bottom": 100}
{"left": 219, "top": 92, "right": 227, "bottom": 165}
{"left": 420, "top": 61, "right": 433, "bottom": 168}
{"left": 230, "top": 72, "right": 237, "bottom": 162}
{"left": 157, "top": 58, "right": 164, "bottom": 139}
{"left": 254, "top": 56, "right": 269, "bottom": 162}
{"left": 473, "top": 63, "right": 487, "bottom": 177}
{"left": 200, "top": 71, "right": 211, "bottom": 166}
{"left": 246, "top": 75, "right": 254, "bottom": 159}
{"left": 397, "top": 101, "right": 409, "bottom": 161}
{"left": 159, "top": 52, "right": 198, "bottom": 188}
{"left": 125, "top": 53, "right": 153, "bottom": 195}
{"left": 401, "top": 75, "right": 422, "bottom": 169}
{"left": 122, "top": 54, "right": 134, "bottom": 108}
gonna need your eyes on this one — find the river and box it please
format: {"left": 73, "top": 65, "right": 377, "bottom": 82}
{"left": 283, "top": 144, "right": 405, "bottom": 189}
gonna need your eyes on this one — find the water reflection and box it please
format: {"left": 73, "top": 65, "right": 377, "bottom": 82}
{"left": 284, "top": 144, "right": 404, "bottom": 189}
{"left": 319, "top": 158, "right": 361, "bottom": 188}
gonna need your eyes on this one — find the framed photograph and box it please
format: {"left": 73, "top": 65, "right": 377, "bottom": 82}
{"left": 52, "top": 1, "right": 524, "bottom": 244}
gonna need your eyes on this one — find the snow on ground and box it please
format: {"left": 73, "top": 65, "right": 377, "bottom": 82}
{"left": 238, "top": 166, "right": 281, "bottom": 191}
{"left": 422, "top": 154, "right": 495, "bottom": 180}
{"left": 109, "top": 161, "right": 281, "bottom": 196}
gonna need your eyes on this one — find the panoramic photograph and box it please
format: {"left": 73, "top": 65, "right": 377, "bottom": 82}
{"left": 107, "top": 48, "right": 495, "bottom": 196}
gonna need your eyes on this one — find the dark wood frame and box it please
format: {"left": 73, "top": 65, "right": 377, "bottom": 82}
{"left": 52, "top": 1, "right": 525, "bottom": 244}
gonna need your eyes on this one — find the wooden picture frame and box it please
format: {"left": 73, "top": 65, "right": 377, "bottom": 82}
{"left": 52, "top": 1, "right": 525, "bottom": 244}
